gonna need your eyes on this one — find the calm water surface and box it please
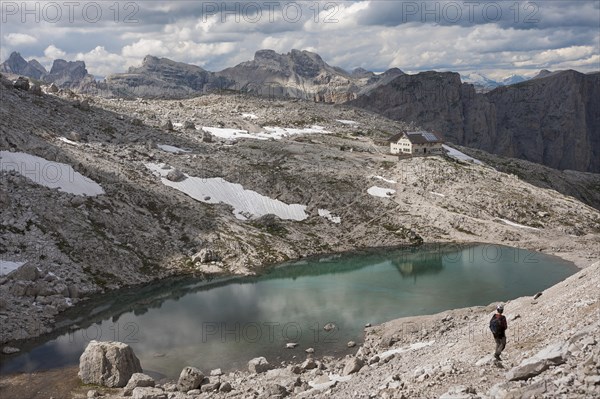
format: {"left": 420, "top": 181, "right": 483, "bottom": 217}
{"left": 0, "top": 244, "right": 577, "bottom": 378}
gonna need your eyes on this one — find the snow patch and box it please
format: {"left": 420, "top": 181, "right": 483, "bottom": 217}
{"left": 57, "top": 137, "right": 80, "bottom": 146}
{"left": 372, "top": 175, "right": 397, "bottom": 184}
{"left": 242, "top": 113, "right": 258, "bottom": 119}
{"left": 0, "top": 151, "right": 105, "bottom": 196}
{"left": 378, "top": 340, "right": 436, "bottom": 360}
{"left": 368, "top": 186, "right": 396, "bottom": 198}
{"left": 430, "top": 192, "right": 445, "bottom": 198}
{"left": 157, "top": 144, "right": 191, "bottom": 154}
{"left": 0, "top": 260, "right": 26, "bottom": 276}
{"left": 336, "top": 119, "right": 358, "bottom": 125}
{"left": 498, "top": 218, "right": 540, "bottom": 230}
{"left": 318, "top": 209, "right": 341, "bottom": 224}
{"left": 443, "top": 145, "right": 484, "bottom": 165}
{"left": 200, "top": 125, "right": 331, "bottom": 141}
{"left": 146, "top": 163, "right": 308, "bottom": 221}
{"left": 201, "top": 127, "right": 259, "bottom": 140}
{"left": 172, "top": 122, "right": 183, "bottom": 128}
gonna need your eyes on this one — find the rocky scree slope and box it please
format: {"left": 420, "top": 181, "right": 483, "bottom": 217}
{"left": 0, "top": 74, "right": 599, "bottom": 348}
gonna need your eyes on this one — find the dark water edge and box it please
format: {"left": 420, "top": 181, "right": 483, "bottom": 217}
{"left": 0, "top": 243, "right": 578, "bottom": 378}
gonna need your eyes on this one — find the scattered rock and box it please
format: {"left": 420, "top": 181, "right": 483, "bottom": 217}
{"left": 1, "top": 346, "right": 20, "bottom": 354}
{"left": 323, "top": 323, "right": 336, "bottom": 332}
{"left": 8, "top": 263, "right": 40, "bottom": 281}
{"left": 533, "top": 292, "right": 542, "bottom": 299}
{"left": 219, "top": 381, "right": 232, "bottom": 392}
{"left": 347, "top": 341, "right": 356, "bottom": 348}
{"left": 439, "top": 385, "right": 478, "bottom": 399}
{"left": 13, "top": 76, "right": 30, "bottom": 90}
{"left": 201, "top": 130, "right": 213, "bottom": 142}
{"left": 248, "top": 357, "right": 270, "bottom": 374}
{"left": 210, "top": 368, "right": 222, "bottom": 376}
{"left": 305, "top": 348, "right": 315, "bottom": 354}
{"left": 166, "top": 169, "right": 186, "bottom": 182}
{"left": 342, "top": 357, "right": 364, "bottom": 376}
{"left": 30, "top": 84, "right": 42, "bottom": 96}
{"left": 301, "top": 358, "right": 317, "bottom": 370}
{"left": 78, "top": 340, "right": 143, "bottom": 387}
{"left": 162, "top": 120, "right": 174, "bottom": 130}
{"left": 286, "top": 342, "right": 299, "bottom": 349}
{"left": 201, "top": 382, "right": 220, "bottom": 392}
{"left": 192, "top": 248, "right": 220, "bottom": 263}
{"left": 507, "top": 341, "right": 568, "bottom": 381}
{"left": 124, "top": 373, "right": 155, "bottom": 396}
{"left": 131, "top": 387, "right": 167, "bottom": 399}
{"left": 182, "top": 121, "right": 195, "bottom": 129}
{"left": 47, "top": 83, "right": 59, "bottom": 93}
{"left": 69, "top": 131, "right": 82, "bottom": 142}
{"left": 79, "top": 100, "right": 90, "bottom": 111}
{"left": 177, "top": 366, "right": 204, "bottom": 392}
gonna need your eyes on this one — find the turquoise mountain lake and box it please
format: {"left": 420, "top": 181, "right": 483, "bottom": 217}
{"left": 0, "top": 244, "right": 577, "bottom": 378}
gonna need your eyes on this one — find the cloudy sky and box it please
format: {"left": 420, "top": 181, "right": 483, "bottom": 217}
{"left": 1, "top": 1, "right": 599, "bottom": 79}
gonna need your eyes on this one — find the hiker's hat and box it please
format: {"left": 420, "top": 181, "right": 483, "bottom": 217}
{"left": 497, "top": 303, "right": 504, "bottom": 312}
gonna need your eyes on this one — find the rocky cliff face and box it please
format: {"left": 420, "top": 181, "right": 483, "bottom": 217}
{"left": 45, "top": 59, "right": 95, "bottom": 88}
{"left": 351, "top": 70, "right": 600, "bottom": 173}
{"left": 0, "top": 52, "right": 47, "bottom": 80}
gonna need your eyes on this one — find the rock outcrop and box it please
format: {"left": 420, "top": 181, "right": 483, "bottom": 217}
{"left": 351, "top": 70, "right": 600, "bottom": 173}
{"left": 78, "top": 341, "right": 143, "bottom": 387}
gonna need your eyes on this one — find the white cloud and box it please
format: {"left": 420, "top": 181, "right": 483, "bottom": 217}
{"left": 44, "top": 44, "right": 66, "bottom": 59}
{"left": 4, "top": 33, "right": 37, "bottom": 46}
{"left": 0, "top": 1, "right": 596, "bottom": 79}
{"left": 122, "top": 39, "right": 170, "bottom": 58}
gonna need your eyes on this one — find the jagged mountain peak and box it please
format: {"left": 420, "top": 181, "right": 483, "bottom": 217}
{"left": 0, "top": 51, "right": 47, "bottom": 80}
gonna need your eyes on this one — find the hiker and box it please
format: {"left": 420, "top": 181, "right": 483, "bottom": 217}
{"left": 490, "top": 303, "right": 508, "bottom": 360}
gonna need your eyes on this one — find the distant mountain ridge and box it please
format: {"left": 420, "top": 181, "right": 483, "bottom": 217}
{"left": 0, "top": 51, "right": 95, "bottom": 89}
{"left": 460, "top": 72, "right": 528, "bottom": 92}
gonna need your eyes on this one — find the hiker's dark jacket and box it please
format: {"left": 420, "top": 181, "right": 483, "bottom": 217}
{"left": 493, "top": 314, "right": 508, "bottom": 338}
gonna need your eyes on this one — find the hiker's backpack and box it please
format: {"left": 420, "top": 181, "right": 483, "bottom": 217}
{"left": 489, "top": 315, "right": 500, "bottom": 335}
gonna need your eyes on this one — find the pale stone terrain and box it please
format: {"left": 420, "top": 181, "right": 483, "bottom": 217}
{"left": 0, "top": 75, "right": 599, "bottom": 398}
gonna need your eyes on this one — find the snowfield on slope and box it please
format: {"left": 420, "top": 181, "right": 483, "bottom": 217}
{"left": 146, "top": 163, "right": 308, "bottom": 221}
{"left": 157, "top": 144, "right": 191, "bottom": 154}
{"left": 200, "top": 125, "right": 331, "bottom": 141}
{"left": 0, "top": 151, "right": 105, "bottom": 196}
{"left": 0, "top": 260, "right": 27, "bottom": 276}
{"left": 443, "top": 145, "right": 484, "bottom": 165}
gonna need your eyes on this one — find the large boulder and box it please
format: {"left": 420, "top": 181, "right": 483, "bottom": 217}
{"left": 79, "top": 341, "right": 143, "bottom": 387}
{"left": 248, "top": 357, "right": 270, "bottom": 374}
{"left": 177, "top": 366, "right": 204, "bottom": 392}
